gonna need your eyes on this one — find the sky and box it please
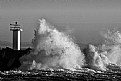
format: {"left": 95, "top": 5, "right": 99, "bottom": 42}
{"left": 0, "top": 0, "right": 121, "bottom": 44}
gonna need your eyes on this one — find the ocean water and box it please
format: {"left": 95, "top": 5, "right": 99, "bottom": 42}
{"left": 1, "top": 67, "right": 121, "bottom": 81}
{"left": 1, "top": 19, "right": 121, "bottom": 80}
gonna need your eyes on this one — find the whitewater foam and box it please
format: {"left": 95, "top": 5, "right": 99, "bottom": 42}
{"left": 19, "top": 19, "right": 121, "bottom": 71}
{"left": 102, "top": 29, "right": 121, "bottom": 66}
{"left": 21, "top": 18, "right": 85, "bottom": 70}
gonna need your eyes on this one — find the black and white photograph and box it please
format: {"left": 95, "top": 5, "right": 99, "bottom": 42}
{"left": 0, "top": 0, "right": 121, "bottom": 81}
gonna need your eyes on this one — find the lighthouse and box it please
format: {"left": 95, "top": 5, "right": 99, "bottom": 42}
{"left": 10, "top": 22, "right": 23, "bottom": 50}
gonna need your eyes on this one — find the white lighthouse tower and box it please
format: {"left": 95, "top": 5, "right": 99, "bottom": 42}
{"left": 10, "top": 22, "right": 23, "bottom": 50}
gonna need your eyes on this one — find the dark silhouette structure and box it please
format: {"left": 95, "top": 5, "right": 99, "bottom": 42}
{"left": 0, "top": 47, "right": 32, "bottom": 71}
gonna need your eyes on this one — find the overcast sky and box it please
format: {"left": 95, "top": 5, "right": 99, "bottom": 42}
{"left": 0, "top": 0, "right": 121, "bottom": 44}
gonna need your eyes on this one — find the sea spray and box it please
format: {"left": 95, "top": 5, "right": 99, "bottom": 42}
{"left": 103, "top": 28, "right": 121, "bottom": 45}
{"left": 81, "top": 28, "right": 121, "bottom": 71}
{"left": 83, "top": 44, "right": 108, "bottom": 71}
{"left": 102, "top": 28, "right": 121, "bottom": 65}
{"left": 19, "top": 19, "right": 118, "bottom": 71}
{"left": 20, "top": 18, "right": 85, "bottom": 70}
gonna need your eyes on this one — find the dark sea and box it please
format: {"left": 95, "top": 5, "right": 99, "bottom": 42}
{"left": 1, "top": 66, "right": 121, "bottom": 81}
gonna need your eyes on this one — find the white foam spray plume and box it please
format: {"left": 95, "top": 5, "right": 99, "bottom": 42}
{"left": 102, "top": 28, "right": 121, "bottom": 66}
{"left": 80, "top": 28, "right": 121, "bottom": 71}
{"left": 21, "top": 18, "right": 85, "bottom": 70}
{"left": 103, "top": 28, "right": 121, "bottom": 45}
{"left": 19, "top": 19, "right": 121, "bottom": 71}
{"left": 83, "top": 44, "right": 110, "bottom": 71}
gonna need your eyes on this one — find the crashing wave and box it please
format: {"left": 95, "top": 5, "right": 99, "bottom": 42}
{"left": 20, "top": 18, "right": 85, "bottom": 70}
{"left": 101, "top": 29, "right": 121, "bottom": 66}
{"left": 83, "top": 44, "right": 110, "bottom": 71}
{"left": 19, "top": 19, "right": 121, "bottom": 72}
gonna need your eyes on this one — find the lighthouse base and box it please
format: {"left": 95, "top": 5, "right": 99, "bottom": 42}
{"left": 13, "top": 31, "right": 21, "bottom": 50}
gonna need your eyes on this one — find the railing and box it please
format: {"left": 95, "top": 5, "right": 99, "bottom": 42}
{"left": 10, "top": 22, "right": 22, "bottom": 31}
{"left": 10, "top": 27, "right": 22, "bottom": 31}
